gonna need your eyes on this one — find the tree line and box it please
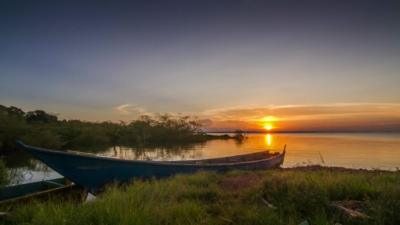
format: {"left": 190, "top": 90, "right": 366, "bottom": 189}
{"left": 0, "top": 105, "right": 228, "bottom": 151}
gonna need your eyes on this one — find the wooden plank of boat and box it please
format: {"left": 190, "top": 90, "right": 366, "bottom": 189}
{"left": 0, "top": 178, "right": 87, "bottom": 208}
{"left": 15, "top": 140, "right": 285, "bottom": 192}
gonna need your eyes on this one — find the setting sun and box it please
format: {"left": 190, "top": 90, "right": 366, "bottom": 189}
{"left": 260, "top": 116, "right": 278, "bottom": 131}
{"left": 264, "top": 124, "right": 273, "bottom": 131}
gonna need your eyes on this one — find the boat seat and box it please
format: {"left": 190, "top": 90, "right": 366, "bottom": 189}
{"left": 43, "top": 180, "right": 64, "bottom": 188}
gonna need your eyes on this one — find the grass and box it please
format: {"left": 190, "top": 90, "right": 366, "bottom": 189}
{"left": 0, "top": 160, "right": 8, "bottom": 187}
{"left": 2, "top": 168, "right": 400, "bottom": 225}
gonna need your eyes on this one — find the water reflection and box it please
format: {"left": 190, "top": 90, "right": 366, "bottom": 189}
{"left": 98, "top": 145, "right": 204, "bottom": 161}
{"left": 4, "top": 133, "right": 400, "bottom": 184}
{"left": 84, "top": 133, "right": 400, "bottom": 170}
{"left": 265, "top": 134, "right": 272, "bottom": 146}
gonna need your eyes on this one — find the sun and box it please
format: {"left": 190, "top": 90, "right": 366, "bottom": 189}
{"left": 260, "top": 116, "right": 278, "bottom": 131}
{"left": 263, "top": 124, "right": 273, "bottom": 131}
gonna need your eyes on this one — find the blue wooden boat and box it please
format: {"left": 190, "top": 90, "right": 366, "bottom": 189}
{"left": 16, "top": 140, "right": 285, "bottom": 192}
{"left": 0, "top": 178, "right": 87, "bottom": 207}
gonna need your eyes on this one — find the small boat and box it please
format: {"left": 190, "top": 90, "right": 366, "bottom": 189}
{"left": 0, "top": 178, "right": 87, "bottom": 207}
{"left": 16, "top": 140, "right": 285, "bottom": 192}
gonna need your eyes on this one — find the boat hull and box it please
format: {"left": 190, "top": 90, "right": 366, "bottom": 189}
{"left": 16, "top": 141, "right": 285, "bottom": 192}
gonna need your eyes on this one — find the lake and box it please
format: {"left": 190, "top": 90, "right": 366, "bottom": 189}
{"left": 6, "top": 133, "right": 400, "bottom": 185}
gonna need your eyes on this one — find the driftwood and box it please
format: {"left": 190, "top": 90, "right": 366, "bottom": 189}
{"left": 260, "top": 197, "right": 277, "bottom": 209}
{"left": 0, "top": 212, "right": 9, "bottom": 219}
{"left": 299, "top": 220, "right": 309, "bottom": 225}
{"left": 218, "top": 216, "right": 233, "bottom": 223}
{"left": 331, "top": 201, "right": 370, "bottom": 219}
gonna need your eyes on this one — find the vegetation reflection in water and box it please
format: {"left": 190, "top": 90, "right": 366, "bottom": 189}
{"left": 81, "top": 132, "right": 400, "bottom": 171}
{"left": 6, "top": 133, "right": 400, "bottom": 184}
{"left": 0, "top": 105, "right": 238, "bottom": 184}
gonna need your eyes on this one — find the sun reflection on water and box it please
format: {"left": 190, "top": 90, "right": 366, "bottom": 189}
{"left": 264, "top": 134, "right": 272, "bottom": 146}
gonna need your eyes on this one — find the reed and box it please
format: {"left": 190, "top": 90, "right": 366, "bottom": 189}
{"left": 0, "top": 160, "right": 8, "bottom": 187}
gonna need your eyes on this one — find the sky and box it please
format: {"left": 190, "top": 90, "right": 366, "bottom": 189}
{"left": 1, "top": 0, "right": 400, "bottom": 131}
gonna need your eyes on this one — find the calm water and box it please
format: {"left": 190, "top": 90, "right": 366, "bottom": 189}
{"left": 7, "top": 133, "right": 400, "bottom": 185}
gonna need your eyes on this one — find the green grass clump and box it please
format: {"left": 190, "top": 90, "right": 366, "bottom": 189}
{"left": 0, "top": 160, "right": 8, "bottom": 187}
{"left": 3, "top": 169, "right": 400, "bottom": 225}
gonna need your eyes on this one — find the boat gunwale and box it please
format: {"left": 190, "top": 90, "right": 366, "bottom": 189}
{"left": 0, "top": 183, "right": 75, "bottom": 205}
{"left": 16, "top": 141, "right": 285, "bottom": 167}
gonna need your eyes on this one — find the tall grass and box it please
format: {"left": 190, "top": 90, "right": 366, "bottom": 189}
{"left": 0, "top": 160, "right": 8, "bottom": 187}
{"left": 3, "top": 169, "right": 399, "bottom": 225}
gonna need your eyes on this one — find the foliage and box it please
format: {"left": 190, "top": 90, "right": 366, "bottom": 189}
{"left": 2, "top": 169, "right": 399, "bottom": 225}
{"left": 25, "top": 110, "right": 58, "bottom": 123}
{"left": 0, "top": 104, "right": 226, "bottom": 151}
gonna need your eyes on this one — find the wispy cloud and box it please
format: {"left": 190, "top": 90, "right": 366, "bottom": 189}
{"left": 111, "top": 103, "right": 400, "bottom": 131}
{"left": 114, "top": 103, "right": 149, "bottom": 116}
{"left": 200, "top": 103, "right": 400, "bottom": 131}
{"left": 115, "top": 104, "right": 132, "bottom": 115}
{"left": 202, "top": 103, "right": 400, "bottom": 120}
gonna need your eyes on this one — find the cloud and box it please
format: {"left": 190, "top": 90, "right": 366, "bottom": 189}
{"left": 114, "top": 104, "right": 149, "bottom": 116}
{"left": 112, "top": 103, "right": 400, "bottom": 131}
{"left": 115, "top": 104, "right": 132, "bottom": 115}
{"left": 200, "top": 103, "right": 400, "bottom": 131}
{"left": 203, "top": 103, "right": 400, "bottom": 120}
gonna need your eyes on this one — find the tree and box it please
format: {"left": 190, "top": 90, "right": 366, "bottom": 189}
{"left": 0, "top": 105, "right": 7, "bottom": 115}
{"left": 233, "top": 129, "right": 246, "bottom": 143}
{"left": 6, "top": 106, "right": 25, "bottom": 118}
{"left": 26, "top": 110, "right": 58, "bottom": 123}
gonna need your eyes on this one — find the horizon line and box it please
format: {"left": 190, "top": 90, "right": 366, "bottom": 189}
{"left": 206, "top": 130, "right": 400, "bottom": 134}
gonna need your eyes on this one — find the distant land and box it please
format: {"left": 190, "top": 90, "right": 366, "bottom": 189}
{"left": 207, "top": 130, "right": 400, "bottom": 134}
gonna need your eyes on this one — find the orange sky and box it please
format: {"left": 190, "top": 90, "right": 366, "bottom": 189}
{"left": 198, "top": 103, "right": 400, "bottom": 132}
{"left": 3, "top": 102, "right": 400, "bottom": 132}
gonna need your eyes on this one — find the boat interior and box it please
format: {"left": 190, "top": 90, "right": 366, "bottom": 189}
{"left": 0, "top": 178, "right": 67, "bottom": 201}
{"left": 169, "top": 151, "right": 281, "bottom": 164}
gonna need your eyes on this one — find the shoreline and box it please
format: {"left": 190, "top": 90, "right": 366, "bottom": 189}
{"left": 279, "top": 165, "right": 400, "bottom": 173}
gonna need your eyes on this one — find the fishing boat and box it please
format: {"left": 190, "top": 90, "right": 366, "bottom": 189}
{"left": 16, "top": 140, "right": 285, "bottom": 192}
{"left": 0, "top": 178, "right": 87, "bottom": 207}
